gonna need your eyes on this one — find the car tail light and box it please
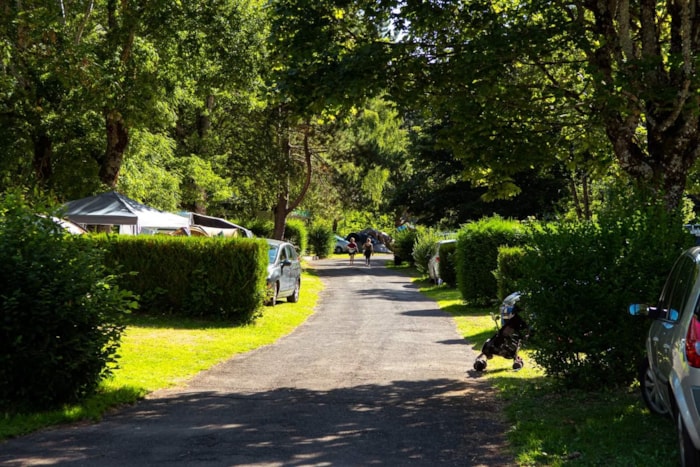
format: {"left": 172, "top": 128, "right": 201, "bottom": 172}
{"left": 686, "top": 316, "right": 700, "bottom": 368}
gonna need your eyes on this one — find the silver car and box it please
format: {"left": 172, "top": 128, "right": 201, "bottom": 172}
{"left": 266, "top": 239, "right": 301, "bottom": 306}
{"left": 334, "top": 235, "right": 350, "bottom": 254}
{"left": 630, "top": 246, "right": 700, "bottom": 466}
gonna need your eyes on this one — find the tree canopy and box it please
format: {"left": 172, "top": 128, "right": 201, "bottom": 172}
{"left": 1, "top": 0, "right": 699, "bottom": 231}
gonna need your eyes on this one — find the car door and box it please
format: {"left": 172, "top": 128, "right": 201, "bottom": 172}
{"left": 283, "top": 245, "right": 300, "bottom": 291}
{"left": 277, "top": 245, "right": 290, "bottom": 293}
{"left": 651, "top": 255, "right": 696, "bottom": 386}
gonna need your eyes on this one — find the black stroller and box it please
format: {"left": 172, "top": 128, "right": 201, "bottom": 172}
{"left": 473, "top": 292, "right": 530, "bottom": 371}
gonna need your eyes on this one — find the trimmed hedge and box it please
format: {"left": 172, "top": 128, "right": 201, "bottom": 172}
{"left": 285, "top": 218, "right": 308, "bottom": 255}
{"left": 520, "top": 203, "right": 694, "bottom": 388}
{"left": 456, "top": 216, "right": 526, "bottom": 305}
{"left": 494, "top": 245, "right": 526, "bottom": 301}
{"left": 393, "top": 229, "right": 418, "bottom": 266}
{"left": 93, "top": 235, "right": 268, "bottom": 322}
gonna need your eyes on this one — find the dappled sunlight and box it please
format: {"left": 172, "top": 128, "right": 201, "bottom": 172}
{"left": 2, "top": 379, "right": 511, "bottom": 466}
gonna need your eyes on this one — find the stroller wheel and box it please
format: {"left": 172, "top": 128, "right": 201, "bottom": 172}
{"left": 474, "top": 358, "right": 487, "bottom": 372}
{"left": 512, "top": 358, "right": 524, "bottom": 371}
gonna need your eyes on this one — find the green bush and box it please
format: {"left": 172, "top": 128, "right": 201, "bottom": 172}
{"left": 520, "top": 200, "right": 693, "bottom": 389}
{"left": 439, "top": 241, "right": 458, "bottom": 287}
{"left": 412, "top": 228, "right": 442, "bottom": 274}
{"left": 0, "top": 192, "right": 136, "bottom": 410}
{"left": 98, "top": 235, "right": 267, "bottom": 321}
{"left": 308, "top": 223, "right": 335, "bottom": 258}
{"left": 247, "top": 219, "right": 274, "bottom": 238}
{"left": 495, "top": 246, "right": 526, "bottom": 301}
{"left": 456, "top": 216, "right": 526, "bottom": 305}
{"left": 285, "top": 218, "right": 308, "bottom": 255}
{"left": 393, "top": 228, "right": 418, "bottom": 266}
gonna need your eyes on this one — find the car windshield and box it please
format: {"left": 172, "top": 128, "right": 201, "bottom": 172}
{"left": 268, "top": 245, "right": 279, "bottom": 264}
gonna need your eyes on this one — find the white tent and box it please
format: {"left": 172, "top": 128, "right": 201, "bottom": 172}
{"left": 64, "top": 191, "right": 190, "bottom": 234}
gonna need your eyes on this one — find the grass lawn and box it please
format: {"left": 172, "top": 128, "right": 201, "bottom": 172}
{"left": 0, "top": 266, "right": 323, "bottom": 440}
{"left": 1, "top": 259, "right": 681, "bottom": 466}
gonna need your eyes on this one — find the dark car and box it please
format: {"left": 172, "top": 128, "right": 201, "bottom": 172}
{"left": 266, "top": 239, "right": 302, "bottom": 306}
{"left": 345, "top": 231, "right": 391, "bottom": 253}
{"left": 629, "top": 246, "right": 700, "bottom": 466}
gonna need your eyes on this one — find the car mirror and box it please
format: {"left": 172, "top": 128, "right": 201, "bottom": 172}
{"left": 282, "top": 259, "right": 292, "bottom": 267}
{"left": 629, "top": 304, "right": 651, "bottom": 316}
{"left": 629, "top": 304, "right": 677, "bottom": 320}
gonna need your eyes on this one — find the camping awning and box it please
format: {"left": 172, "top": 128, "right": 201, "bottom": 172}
{"left": 64, "top": 191, "right": 190, "bottom": 233}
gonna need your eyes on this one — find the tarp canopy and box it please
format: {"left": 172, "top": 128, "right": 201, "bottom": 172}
{"left": 190, "top": 212, "right": 254, "bottom": 238}
{"left": 64, "top": 191, "right": 190, "bottom": 234}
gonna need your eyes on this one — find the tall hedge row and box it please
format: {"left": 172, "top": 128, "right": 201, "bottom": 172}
{"left": 519, "top": 202, "right": 693, "bottom": 388}
{"left": 495, "top": 245, "right": 526, "bottom": 301}
{"left": 94, "top": 235, "right": 268, "bottom": 322}
{"left": 456, "top": 217, "right": 526, "bottom": 305}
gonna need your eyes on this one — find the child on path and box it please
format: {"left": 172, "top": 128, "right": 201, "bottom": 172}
{"left": 347, "top": 237, "right": 358, "bottom": 265}
{"left": 363, "top": 238, "right": 374, "bottom": 266}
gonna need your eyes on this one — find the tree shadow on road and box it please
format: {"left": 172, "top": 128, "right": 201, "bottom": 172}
{"left": 3, "top": 378, "right": 513, "bottom": 466}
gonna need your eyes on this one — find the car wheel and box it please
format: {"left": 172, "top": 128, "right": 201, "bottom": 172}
{"left": 287, "top": 279, "right": 300, "bottom": 303}
{"left": 678, "top": 407, "right": 700, "bottom": 466}
{"left": 639, "top": 357, "right": 670, "bottom": 416}
{"left": 266, "top": 283, "right": 278, "bottom": 307}
{"left": 334, "top": 246, "right": 342, "bottom": 254}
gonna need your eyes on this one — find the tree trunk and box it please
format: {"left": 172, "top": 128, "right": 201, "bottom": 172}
{"left": 198, "top": 94, "right": 215, "bottom": 138}
{"left": 273, "top": 191, "right": 288, "bottom": 240}
{"left": 569, "top": 176, "right": 583, "bottom": 220}
{"left": 582, "top": 173, "right": 591, "bottom": 220}
{"left": 584, "top": 0, "right": 700, "bottom": 211}
{"left": 33, "top": 132, "right": 53, "bottom": 185}
{"left": 272, "top": 124, "right": 314, "bottom": 240}
{"left": 99, "top": 109, "right": 129, "bottom": 187}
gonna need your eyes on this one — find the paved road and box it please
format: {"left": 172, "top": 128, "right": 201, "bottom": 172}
{"left": 0, "top": 256, "right": 513, "bottom": 466}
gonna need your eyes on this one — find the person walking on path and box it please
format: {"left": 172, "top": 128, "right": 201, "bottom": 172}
{"left": 363, "top": 237, "right": 374, "bottom": 266}
{"left": 347, "top": 237, "right": 358, "bottom": 265}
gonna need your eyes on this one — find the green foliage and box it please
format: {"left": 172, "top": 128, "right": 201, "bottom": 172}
{"left": 336, "top": 210, "right": 395, "bottom": 238}
{"left": 97, "top": 235, "right": 267, "bottom": 322}
{"left": 284, "top": 218, "right": 308, "bottom": 254}
{"left": 0, "top": 191, "right": 136, "bottom": 410}
{"left": 308, "top": 222, "right": 335, "bottom": 258}
{"left": 495, "top": 246, "right": 526, "bottom": 301}
{"left": 247, "top": 219, "right": 274, "bottom": 238}
{"left": 392, "top": 228, "right": 418, "bottom": 266}
{"left": 520, "top": 198, "right": 693, "bottom": 388}
{"left": 456, "top": 217, "right": 526, "bottom": 305}
{"left": 438, "top": 240, "right": 458, "bottom": 287}
{"left": 412, "top": 228, "right": 442, "bottom": 274}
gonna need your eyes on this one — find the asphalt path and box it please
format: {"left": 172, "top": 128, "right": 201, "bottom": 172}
{"left": 0, "top": 256, "right": 514, "bottom": 466}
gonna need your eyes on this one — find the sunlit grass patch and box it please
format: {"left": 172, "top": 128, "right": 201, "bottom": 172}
{"left": 0, "top": 268, "right": 323, "bottom": 440}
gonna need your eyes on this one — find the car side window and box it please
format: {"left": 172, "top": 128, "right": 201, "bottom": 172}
{"left": 659, "top": 256, "right": 697, "bottom": 322}
{"left": 280, "top": 247, "right": 288, "bottom": 262}
{"left": 286, "top": 245, "right": 297, "bottom": 260}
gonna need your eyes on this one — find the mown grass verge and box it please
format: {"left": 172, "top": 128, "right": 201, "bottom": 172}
{"left": 417, "top": 275, "right": 679, "bottom": 466}
{"left": 0, "top": 267, "right": 323, "bottom": 441}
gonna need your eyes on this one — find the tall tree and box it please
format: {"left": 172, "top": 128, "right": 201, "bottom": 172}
{"left": 390, "top": 0, "right": 700, "bottom": 210}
